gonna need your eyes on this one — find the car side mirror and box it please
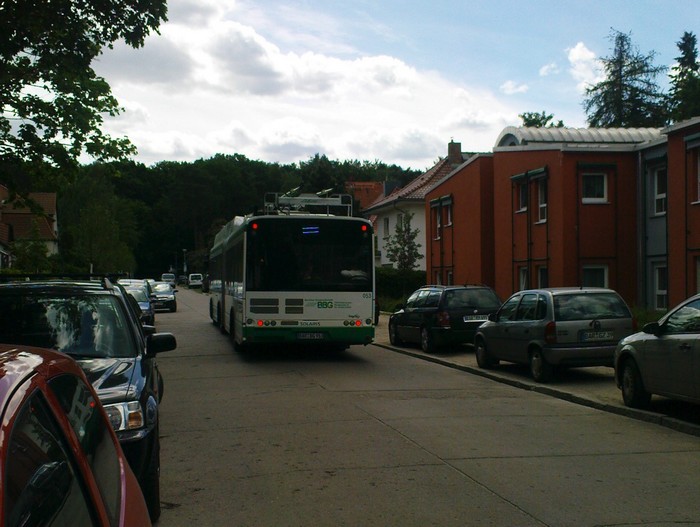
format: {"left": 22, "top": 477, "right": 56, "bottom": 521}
{"left": 642, "top": 321, "right": 661, "bottom": 336}
{"left": 488, "top": 312, "right": 497, "bottom": 322}
{"left": 147, "top": 332, "right": 177, "bottom": 355}
{"left": 395, "top": 303, "right": 404, "bottom": 311}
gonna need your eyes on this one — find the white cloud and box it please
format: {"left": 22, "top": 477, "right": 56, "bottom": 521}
{"left": 539, "top": 62, "right": 560, "bottom": 76}
{"left": 499, "top": 80, "right": 529, "bottom": 95}
{"left": 567, "top": 42, "right": 604, "bottom": 92}
{"left": 96, "top": 0, "right": 521, "bottom": 170}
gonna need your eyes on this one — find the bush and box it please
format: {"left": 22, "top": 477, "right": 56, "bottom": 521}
{"left": 375, "top": 267, "right": 425, "bottom": 312}
{"left": 631, "top": 306, "right": 664, "bottom": 328}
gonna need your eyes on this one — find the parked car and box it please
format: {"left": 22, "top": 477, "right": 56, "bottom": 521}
{"left": 188, "top": 273, "right": 203, "bottom": 288}
{"left": 474, "top": 287, "right": 636, "bottom": 382}
{"left": 160, "top": 273, "right": 176, "bottom": 287}
{"left": 152, "top": 281, "right": 178, "bottom": 312}
{"left": 615, "top": 293, "right": 700, "bottom": 408}
{"left": 126, "top": 286, "right": 156, "bottom": 326}
{"left": 0, "top": 276, "right": 177, "bottom": 522}
{"left": 388, "top": 285, "right": 502, "bottom": 353}
{"left": 0, "top": 344, "right": 152, "bottom": 526}
{"left": 119, "top": 278, "right": 154, "bottom": 298}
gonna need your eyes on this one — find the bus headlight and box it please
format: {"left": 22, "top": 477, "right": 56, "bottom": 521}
{"left": 104, "top": 401, "right": 144, "bottom": 431}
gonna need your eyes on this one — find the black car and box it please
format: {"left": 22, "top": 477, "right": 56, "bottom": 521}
{"left": 152, "top": 281, "right": 178, "bottom": 312}
{"left": 0, "top": 276, "right": 176, "bottom": 522}
{"left": 388, "top": 285, "right": 501, "bottom": 353}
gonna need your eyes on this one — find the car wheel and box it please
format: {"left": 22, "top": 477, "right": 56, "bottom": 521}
{"left": 141, "top": 431, "right": 161, "bottom": 523}
{"left": 170, "top": 303, "right": 177, "bottom": 313}
{"left": 420, "top": 327, "right": 435, "bottom": 353}
{"left": 621, "top": 359, "right": 651, "bottom": 409}
{"left": 529, "top": 348, "right": 553, "bottom": 383}
{"left": 388, "top": 321, "right": 402, "bottom": 345}
{"left": 475, "top": 338, "right": 497, "bottom": 368}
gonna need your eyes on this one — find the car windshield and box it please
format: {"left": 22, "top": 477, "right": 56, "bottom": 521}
{"left": 0, "top": 294, "right": 136, "bottom": 358}
{"left": 554, "top": 293, "right": 630, "bottom": 321}
{"left": 153, "top": 283, "right": 173, "bottom": 293}
{"left": 444, "top": 288, "right": 501, "bottom": 310}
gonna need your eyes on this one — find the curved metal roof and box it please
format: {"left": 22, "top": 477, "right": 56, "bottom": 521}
{"left": 495, "top": 126, "right": 661, "bottom": 147}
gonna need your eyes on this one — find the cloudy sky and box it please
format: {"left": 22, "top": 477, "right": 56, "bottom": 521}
{"left": 93, "top": 0, "right": 699, "bottom": 170}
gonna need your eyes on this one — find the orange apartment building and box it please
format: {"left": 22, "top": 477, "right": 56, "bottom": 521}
{"left": 665, "top": 117, "right": 700, "bottom": 306}
{"left": 424, "top": 121, "right": 700, "bottom": 311}
{"left": 426, "top": 153, "right": 494, "bottom": 288}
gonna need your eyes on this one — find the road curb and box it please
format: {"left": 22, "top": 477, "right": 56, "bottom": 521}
{"left": 374, "top": 341, "right": 700, "bottom": 438}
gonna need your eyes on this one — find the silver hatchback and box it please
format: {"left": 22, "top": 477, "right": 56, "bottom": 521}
{"left": 474, "top": 287, "right": 636, "bottom": 382}
{"left": 614, "top": 293, "right": 700, "bottom": 408}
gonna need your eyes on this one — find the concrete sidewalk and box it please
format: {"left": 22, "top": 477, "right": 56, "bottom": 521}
{"left": 372, "top": 314, "right": 700, "bottom": 437}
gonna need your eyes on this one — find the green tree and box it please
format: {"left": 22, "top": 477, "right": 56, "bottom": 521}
{"left": 0, "top": 0, "right": 168, "bottom": 189}
{"left": 385, "top": 212, "right": 421, "bottom": 267}
{"left": 58, "top": 167, "right": 135, "bottom": 273}
{"left": 10, "top": 219, "right": 50, "bottom": 272}
{"left": 669, "top": 31, "right": 700, "bottom": 122}
{"left": 519, "top": 111, "right": 564, "bottom": 127}
{"left": 384, "top": 212, "right": 422, "bottom": 296}
{"left": 583, "top": 29, "right": 668, "bottom": 127}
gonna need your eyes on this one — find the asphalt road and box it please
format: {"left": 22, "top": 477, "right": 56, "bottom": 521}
{"left": 154, "top": 288, "right": 700, "bottom": 526}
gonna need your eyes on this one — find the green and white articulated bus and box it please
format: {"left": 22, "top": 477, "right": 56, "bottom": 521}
{"left": 209, "top": 192, "right": 376, "bottom": 351}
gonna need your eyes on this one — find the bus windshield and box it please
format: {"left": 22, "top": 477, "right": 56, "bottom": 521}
{"left": 246, "top": 218, "right": 373, "bottom": 292}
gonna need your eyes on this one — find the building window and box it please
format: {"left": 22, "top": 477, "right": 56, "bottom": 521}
{"left": 434, "top": 270, "right": 441, "bottom": 285}
{"left": 654, "top": 168, "right": 667, "bottom": 215}
{"left": 654, "top": 264, "right": 668, "bottom": 310}
{"left": 433, "top": 207, "right": 441, "bottom": 240}
{"left": 581, "top": 265, "right": 608, "bottom": 287}
{"left": 538, "top": 266, "right": 548, "bottom": 287}
{"left": 517, "top": 183, "right": 528, "bottom": 212}
{"left": 537, "top": 180, "right": 547, "bottom": 222}
{"left": 519, "top": 267, "right": 528, "bottom": 290}
{"left": 446, "top": 270, "right": 453, "bottom": 285}
{"left": 582, "top": 173, "right": 607, "bottom": 203}
{"left": 383, "top": 217, "right": 389, "bottom": 238}
{"left": 445, "top": 204, "right": 453, "bottom": 226}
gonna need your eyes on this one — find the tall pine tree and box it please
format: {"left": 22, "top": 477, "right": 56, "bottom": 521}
{"left": 669, "top": 31, "right": 700, "bottom": 123}
{"left": 583, "top": 29, "right": 668, "bottom": 128}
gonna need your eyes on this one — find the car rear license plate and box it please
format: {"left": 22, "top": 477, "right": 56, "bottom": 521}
{"left": 298, "top": 332, "right": 325, "bottom": 340}
{"left": 463, "top": 315, "right": 488, "bottom": 322}
{"left": 580, "top": 330, "right": 614, "bottom": 342}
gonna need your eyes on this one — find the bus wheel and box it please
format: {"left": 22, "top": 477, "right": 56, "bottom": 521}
{"left": 210, "top": 300, "right": 219, "bottom": 326}
{"left": 218, "top": 304, "right": 227, "bottom": 334}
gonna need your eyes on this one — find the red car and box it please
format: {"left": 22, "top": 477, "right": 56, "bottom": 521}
{"left": 0, "top": 344, "right": 152, "bottom": 526}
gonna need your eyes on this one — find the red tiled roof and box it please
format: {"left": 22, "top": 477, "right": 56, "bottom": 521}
{"left": 2, "top": 192, "right": 56, "bottom": 215}
{"left": 362, "top": 157, "right": 458, "bottom": 213}
{"left": 0, "top": 191, "right": 58, "bottom": 243}
{"left": 2, "top": 213, "right": 56, "bottom": 241}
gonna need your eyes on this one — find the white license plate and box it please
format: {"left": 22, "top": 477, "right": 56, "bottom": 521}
{"left": 297, "top": 332, "right": 325, "bottom": 340}
{"left": 463, "top": 315, "right": 488, "bottom": 322}
{"left": 581, "top": 330, "right": 614, "bottom": 342}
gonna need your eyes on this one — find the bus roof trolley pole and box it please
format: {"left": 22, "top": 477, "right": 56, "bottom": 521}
{"left": 263, "top": 192, "right": 353, "bottom": 216}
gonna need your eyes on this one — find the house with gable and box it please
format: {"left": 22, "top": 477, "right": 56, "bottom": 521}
{"left": 362, "top": 141, "right": 470, "bottom": 270}
{"left": 0, "top": 186, "right": 59, "bottom": 269}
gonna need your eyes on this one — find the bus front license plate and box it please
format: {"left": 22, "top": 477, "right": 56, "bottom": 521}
{"left": 298, "top": 332, "right": 325, "bottom": 340}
